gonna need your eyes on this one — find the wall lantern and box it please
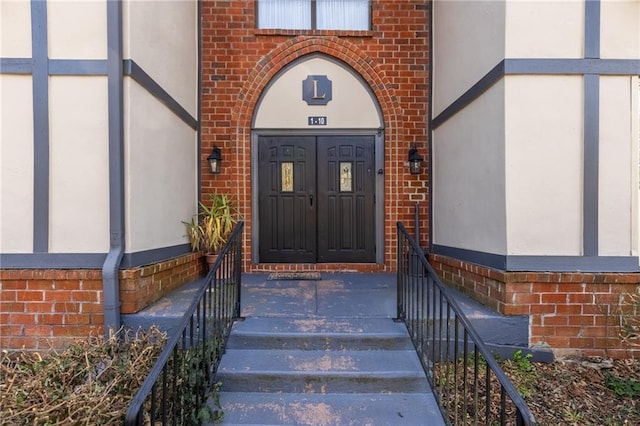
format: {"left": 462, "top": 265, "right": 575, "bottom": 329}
{"left": 408, "top": 146, "right": 423, "bottom": 175}
{"left": 207, "top": 146, "right": 222, "bottom": 174}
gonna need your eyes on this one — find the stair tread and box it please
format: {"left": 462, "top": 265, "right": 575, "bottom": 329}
{"left": 230, "top": 317, "right": 408, "bottom": 335}
{"left": 216, "top": 348, "right": 430, "bottom": 393}
{"left": 227, "top": 318, "right": 414, "bottom": 350}
{"left": 218, "top": 349, "right": 426, "bottom": 375}
{"left": 209, "top": 392, "right": 446, "bottom": 426}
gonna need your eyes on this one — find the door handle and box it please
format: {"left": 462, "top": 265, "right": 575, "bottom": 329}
{"left": 310, "top": 194, "right": 313, "bottom": 207}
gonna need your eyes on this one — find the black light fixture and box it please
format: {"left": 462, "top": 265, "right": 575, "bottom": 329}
{"left": 207, "top": 146, "right": 222, "bottom": 174}
{"left": 408, "top": 145, "right": 423, "bottom": 175}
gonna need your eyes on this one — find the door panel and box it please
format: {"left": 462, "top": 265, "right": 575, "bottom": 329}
{"left": 317, "top": 136, "right": 376, "bottom": 262}
{"left": 258, "top": 135, "right": 375, "bottom": 263}
{"left": 259, "top": 136, "right": 316, "bottom": 263}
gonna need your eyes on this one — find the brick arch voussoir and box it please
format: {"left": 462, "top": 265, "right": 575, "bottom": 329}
{"left": 233, "top": 37, "right": 399, "bottom": 137}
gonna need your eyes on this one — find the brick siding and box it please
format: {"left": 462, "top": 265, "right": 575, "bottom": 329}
{"left": 0, "top": 270, "right": 104, "bottom": 350}
{"left": 430, "top": 254, "right": 640, "bottom": 358}
{"left": 0, "top": 253, "right": 204, "bottom": 350}
{"left": 200, "top": 0, "right": 430, "bottom": 272}
{"left": 119, "top": 252, "right": 205, "bottom": 314}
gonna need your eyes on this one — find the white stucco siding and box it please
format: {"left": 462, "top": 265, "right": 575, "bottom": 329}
{"left": 124, "top": 0, "right": 197, "bottom": 116}
{"left": 433, "top": 82, "right": 507, "bottom": 255}
{"left": 505, "top": 76, "right": 583, "bottom": 256}
{"left": 49, "top": 76, "right": 109, "bottom": 253}
{"left": 505, "top": 0, "right": 584, "bottom": 59}
{"left": 0, "top": 76, "right": 34, "bottom": 253}
{"left": 0, "top": 0, "right": 31, "bottom": 57}
{"left": 600, "top": 0, "right": 640, "bottom": 59}
{"left": 599, "top": 76, "right": 636, "bottom": 256}
{"left": 254, "top": 57, "right": 381, "bottom": 129}
{"left": 48, "top": 0, "right": 107, "bottom": 59}
{"left": 432, "top": 0, "right": 505, "bottom": 116}
{"left": 124, "top": 79, "right": 197, "bottom": 253}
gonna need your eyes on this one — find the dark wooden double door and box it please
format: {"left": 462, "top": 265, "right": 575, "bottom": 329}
{"left": 259, "top": 135, "right": 376, "bottom": 263}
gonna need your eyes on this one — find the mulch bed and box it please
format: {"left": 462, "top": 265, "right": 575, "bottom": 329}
{"left": 504, "top": 356, "right": 640, "bottom": 425}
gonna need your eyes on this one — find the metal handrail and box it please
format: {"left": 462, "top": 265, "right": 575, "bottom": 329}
{"left": 397, "top": 222, "right": 536, "bottom": 426}
{"left": 124, "top": 221, "right": 244, "bottom": 425}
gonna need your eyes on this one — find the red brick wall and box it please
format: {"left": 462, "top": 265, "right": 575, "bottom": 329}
{"left": 0, "top": 270, "right": 104, "bottom": 350}
{"left": 0, "top": 253, "right": 204, "bottom": 350}
{"left": 430, "top": 254, "right": 640, "bottom": 358}
{"left": 119, "top": 252, "right": 205, "bottom": 314}
{"left": 201, "top": 0, "right": 430, "bottom": 271}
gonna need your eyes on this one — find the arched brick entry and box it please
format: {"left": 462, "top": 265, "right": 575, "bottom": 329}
{"left": 233, "top": 37, "right": 400, "bottom": 132}
{"left": 229, "top": 37, "right": 408, "bottom": 272}
{"left": 200, "top": 1, "right": 430, "bottom": 271}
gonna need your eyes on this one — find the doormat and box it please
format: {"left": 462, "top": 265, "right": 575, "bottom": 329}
{"left": 267, "top": 272, "right": 322, "bottom": 281}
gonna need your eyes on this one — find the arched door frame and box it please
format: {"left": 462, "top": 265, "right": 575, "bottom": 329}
{"left": 250, "top": 54, "right": 385, "bottom": 264}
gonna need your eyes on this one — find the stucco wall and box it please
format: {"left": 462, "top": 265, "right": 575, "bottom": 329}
{"left": 0, "top": 0, "right": 31, "bottom": 57}
{"left": 504, "top": 76, "right": 583, "bottom": 255}
{"left": 1, "top": 0, "right": 198, "bottom": 258}
{"left": 0, "top": 2, "right": 33, "bottom": 253}
{"left": 432, "top": 0, "right": 505, "bottom": 115}
{"left": 123, "top": 0, "right": 198, "bottom": 253}
{"left": 124, "top": 81, "right": 197, "bottom": 253}
{"left": 433, "top": 82, "right": 507, "bottom": 254}
{"left": 433, "top": 0, "right": 640, "bottom": 264}
{"left": 48, "top": 0, "right": 107, "bottom": 59}
{"left": 432, "top": 0, "right": 507, "bottom": 255}
{"left": 1, "top": 1, "right": 111, "bottom": 255}
{"left": 124, "top": 0, "right": 197, "bottom": 115}
{"left": 254, "top": 56, "right": 381, "bottom": 129}
{"left": 599, "top": 1, "right": 640, "bottom": 259}
{"left": 49, "top": 76, "right": 110, "bottom": 253}
{"left": 601, "top": 0, "right": 640, "bottom": 59}
{"left": 47, "top": 2, "right": 110, "bottom": 253}
{"left": 0, "top": 75, "right": 34, "bottom": 253}
{"left": 599, "top": 76, "right": 636, "bottom": 256}
{"left": 505, "top": 0, "right": 584, "bottom": 58}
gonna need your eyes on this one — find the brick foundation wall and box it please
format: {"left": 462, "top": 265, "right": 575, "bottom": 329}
{"left": 0, "top": 270, "right": 104, "bottom": 350}
{"left": 0, "top": 253, "right": 205, "bottom": 350}
{"left": 119, "top": 252, "right": 205, "bottom": 313}
{"left": 430, "top": 254, "right": 640, "bottom": 358}
{"left": 201, "top": 1, "right": 430, "bottom": 271}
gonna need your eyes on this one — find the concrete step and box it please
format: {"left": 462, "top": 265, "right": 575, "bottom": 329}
{"left": 206, "top": 280, "right": 446, "bottom": 425}
{"left": 216, "top": 349, "right": 429, "bottom": 393}
{"left": 120, "top": 278, "right": 206, "bottom": 337}
{"left": 440, "top": 286, "right": 553, "bottom": 361}
{"left": 226, "top": 317, "right": 414, "bottom": 351}
{"left": 122, "top": 274, "right": 541, "bottom": 359}
{"left": 208, "top": 392, "right": 445, "bottom": 426}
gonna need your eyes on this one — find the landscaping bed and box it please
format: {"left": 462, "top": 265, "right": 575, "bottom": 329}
{"left": 0, "top": 327, "right": 166, "bottom": 425}
{"left": 501, "top": 354, "right": 640, "bottom": 425}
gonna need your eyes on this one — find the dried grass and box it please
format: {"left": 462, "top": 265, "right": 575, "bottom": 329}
{"left": 0, "top": 327, "right": 166, "bottom": 425}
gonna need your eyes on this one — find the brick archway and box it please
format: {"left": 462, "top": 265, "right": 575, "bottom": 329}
{"left": 230, "top": 36, "right": 407, "bottom": 271}
{"left": 233, "top": 36, "right": 399, "bottom": 133}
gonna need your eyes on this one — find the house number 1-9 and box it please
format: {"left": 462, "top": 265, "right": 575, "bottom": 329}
{"left": 308, "top": 116, "right": 327, "bottom": 126}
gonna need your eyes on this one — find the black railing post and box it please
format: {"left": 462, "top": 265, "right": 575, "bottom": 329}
{"left": 396, "top": 228, "right": 405, "bottom": 321}
{"left": 414, "top": 202, "right": 420, "bottom": 245}
{"left": 234, "top": 234, "right": 242, "bottom": 319}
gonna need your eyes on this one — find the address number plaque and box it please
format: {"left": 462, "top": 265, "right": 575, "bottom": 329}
{"left": 308, "top": 116, "right": 327, "bottom": 126}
